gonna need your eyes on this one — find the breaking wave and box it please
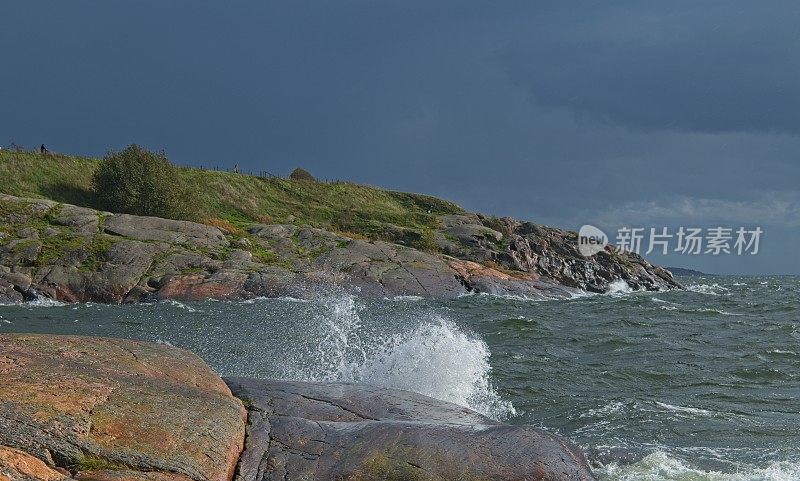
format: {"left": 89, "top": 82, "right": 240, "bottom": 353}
{"left": 597, "top": 451, "right": 800, "bottom": 481}
{"left": 283, "top": 293, "right": 515, "bottom": 420}
{"left": 160, "top": 299, "right": 200, "bottom": 312}
{"left": 686, "top": 283, "right": 730, "bottom": 296}
{"left": 607, "top": 279, "right": 634, "bottom": 295}
{"left": 19, "top": 297, "right": 66, "bottom": 307}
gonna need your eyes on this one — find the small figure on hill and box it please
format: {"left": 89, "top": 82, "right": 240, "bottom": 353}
{"left": 233, "top": 163, "right": 240, "bottom": 174}
{"left": 40, "top": 144, "right": 49, "bottom": 154}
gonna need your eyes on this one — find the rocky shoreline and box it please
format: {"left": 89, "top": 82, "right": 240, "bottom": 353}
{"left": 0, "top": 194, "right": 679, "bottom": 304}
{"left": 0, "top": 333, "right": 597, "bottom": 481}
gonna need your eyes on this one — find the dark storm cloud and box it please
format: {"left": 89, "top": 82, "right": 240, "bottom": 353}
{"left": 502, "top": 1, "right": 800, "bottom": 133}
{"left": 1, "top": 1, "right": 798, "bottom": 273}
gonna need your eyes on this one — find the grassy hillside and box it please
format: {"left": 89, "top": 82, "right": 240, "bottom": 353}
{"left": 0, "top": 149, "right": 465, "bottom": 248}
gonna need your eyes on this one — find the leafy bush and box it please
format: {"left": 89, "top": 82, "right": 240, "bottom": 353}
{"left": 411, "top": 227, "right": 440, "bottom": 253}
{"left": 92, "top": 145, "right": 193, "bottom": 219}
{"left": 289, "top": 167, "right": 316, "bottom": 181}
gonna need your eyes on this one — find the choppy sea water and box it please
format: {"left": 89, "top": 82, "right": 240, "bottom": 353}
{"left": 1, "top": 275, "right": 798, "bottom": 481}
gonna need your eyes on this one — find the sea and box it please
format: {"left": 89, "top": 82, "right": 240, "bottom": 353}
{"left": 1, "top": 275, "right": 798, "bottom": 481}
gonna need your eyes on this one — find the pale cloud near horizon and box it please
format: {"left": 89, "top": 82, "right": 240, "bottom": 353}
{"left": 592, "top": 192, "right": 800, "bottom": 229}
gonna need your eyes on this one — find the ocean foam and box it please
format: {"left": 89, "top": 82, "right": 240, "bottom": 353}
{"left": 161, "top": 299, "right": 200, "bottom": 312}
{"left": 597, "top": 451, "right": 800, "bottom": 481}
{"left": 22, "top": 297, "right": 67, "bottom": 307}
{"left": 686, "top": 284, "right": 730, "bottom": 296}
{"left": 285, "top": 293, "right": 516, "bottom": 420}
{"left": 653, "top": 401, "right": 714, "bottom": 417}
{"left": 607, "top": 280, "right": 634, "bottom": 295}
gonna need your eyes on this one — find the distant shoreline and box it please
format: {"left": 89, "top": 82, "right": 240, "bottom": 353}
{"left": 667, "top": 267, "right": 717, "bottom": 277}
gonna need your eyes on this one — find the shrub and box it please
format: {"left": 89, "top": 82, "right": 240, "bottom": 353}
{"left": 411, "top": 227, "right": 440, "bottom": 253}
{"left": 289, "top": 167, "right": 316, "bottom": 181}
{"left": 92, "top": 145, "right": 193, "bottom": 219}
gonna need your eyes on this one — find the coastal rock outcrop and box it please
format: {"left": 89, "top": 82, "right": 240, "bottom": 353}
{"left": 226, "top": 378, "right": 597, "bottom": 481}
{"left": 0, "top": 334, "right": 246, "bottom": 481}
{"left": 0, "top": 334, "right": 596, "bottom": 481}
{"left": 0, "top": 194, "right": 679, "bottom": 304}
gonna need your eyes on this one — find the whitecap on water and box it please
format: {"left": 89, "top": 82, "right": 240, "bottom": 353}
{"left": 580, "top": 401, "right": 626, "bottom": 418}
{"left": 24, "top": 297, "right": 66, "bottom": 308}
{"left": 687, "top": 284, "right": 730, "bottom": 296}
{"left": 597, "top": 451, "right": 800, "bottom": 481}
{"left": 768, "top": 349, "right": 798, "bottom": 357}
{"left": 160, "top": 299, "right": 200, "bottom": 312}
{"left": 478, "top": 292, "right": 548, "bottom": 301}
{"left": 388, "top": 295, "right": 425, "bottom": 301}
{"left": 240, "top": 296, "right": 310, "bottom": 304}
{"left": 653, "top": 401, "right": 714, "bottom": 417}
{"left": 569, "top": 289, "right": 598, "bottom": 299}
{"left": 652, "top": 297, "right": 680, "bottom": 311}
{"left": 274, "top": 296, "right": 311, "bottom": 303}
{"left": 688, "top": 307, "right": 743, "bottom": 316}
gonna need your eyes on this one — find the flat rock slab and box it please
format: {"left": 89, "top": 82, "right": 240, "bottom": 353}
{"left": 226, "top": 378, "right": 596, "bottom": 481}
{"left": 103, "top": 215, "right": 228, "bottom": 250}
{"left": 0, "top": 334, "right": 246, "bottom": 481}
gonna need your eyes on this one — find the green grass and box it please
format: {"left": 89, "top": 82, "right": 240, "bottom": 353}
{"left": 0, "top": 150, "right": 465, "bottom": 244}
{"left": 72, "top": 453, "right": 128, "bottom": 472}
{"left": 79, "top": 234, "right": 117, "bottom": 271}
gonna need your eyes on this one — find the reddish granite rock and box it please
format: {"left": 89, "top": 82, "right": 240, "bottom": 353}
{"left": 0, "top": 445, "right": 68, "bottom": 481}
{"left": 75, "top": 470, "right": 193, "bottom": 481}
{"left": 0, "top": 334, "right": 246, "bottom": 481}
{"left": 156, "top": 271, "right": 249, "bottom": 301}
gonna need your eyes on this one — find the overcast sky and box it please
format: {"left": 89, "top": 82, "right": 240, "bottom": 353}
{"left": 2, "top": 1, "right": 798, "bottom": 274}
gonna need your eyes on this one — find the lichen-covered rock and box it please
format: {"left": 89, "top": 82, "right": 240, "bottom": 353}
{"left": 51, "top": 205, "right": 100, "bottom": 235}
{"left": 0, "top": 195, "right": 678, "bottom": 304}
{"left": 103, "top": 215, "right": 228, "bottom": 250}
{"left": 0, "top": 334, "right": 246, "bottom": 481}
{"left": 313, "top": 239, "right": 467, "bottom": 298}
{"left": 226, "top": 378, "right": 597, "bottom": 481}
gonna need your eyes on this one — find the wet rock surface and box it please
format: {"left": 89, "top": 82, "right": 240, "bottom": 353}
{"left": 226, "top": 378, "right": 597, "bottom": 481}
{"left": 0, "top": 194, "right": 679, "bottom": 304}
{"left": 0, "top": 334, "right": 599, "bottom": 481}
{"left": 0, "top": 334, "right": 246, "bottom": 481}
